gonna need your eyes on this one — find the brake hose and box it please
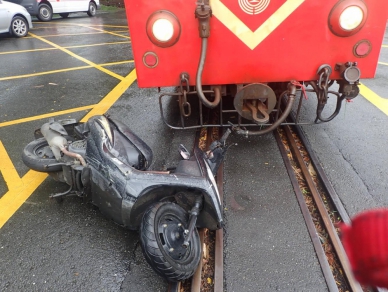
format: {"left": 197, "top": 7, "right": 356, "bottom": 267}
{"left": 195, "top": 0, "right": 221, "bottom": 108}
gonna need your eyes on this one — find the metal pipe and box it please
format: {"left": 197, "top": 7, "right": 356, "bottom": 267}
{"left": 61, "top": 146, "right": 86, "bottom": 166}
{"left": 196, "top": 38, "right": 221, "bottom": 108}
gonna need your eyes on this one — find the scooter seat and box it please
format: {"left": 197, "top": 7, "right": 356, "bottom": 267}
{"left": 108, "top": 118, "right": 153, "bottom": 170}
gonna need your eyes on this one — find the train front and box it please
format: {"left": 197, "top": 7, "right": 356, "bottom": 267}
{"left": 124, "top": 0, "right": 388, "bottom": 134}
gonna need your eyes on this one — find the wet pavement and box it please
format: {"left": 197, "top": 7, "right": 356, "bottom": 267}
{"left": 1, "top": 10, "right": 388, "bottom": 292}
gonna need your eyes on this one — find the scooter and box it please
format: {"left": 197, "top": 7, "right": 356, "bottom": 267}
{"left": 22, "top": 115, "right": 230, "bottom": 282}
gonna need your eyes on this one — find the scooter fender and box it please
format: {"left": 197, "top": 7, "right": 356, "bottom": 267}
{"left": 122, "top": 148, "right": 223, "bottom": 230}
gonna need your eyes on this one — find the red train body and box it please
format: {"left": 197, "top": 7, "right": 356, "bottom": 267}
{"left": 124, "top": 0, "right": 388, "bottom": 133}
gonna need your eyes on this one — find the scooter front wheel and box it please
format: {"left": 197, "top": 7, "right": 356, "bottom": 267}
{"left": 140, "top": 202, "right": 201, "bottom": 282}
{"left": 22, "top": 138, "right": 62, "bottom": 172}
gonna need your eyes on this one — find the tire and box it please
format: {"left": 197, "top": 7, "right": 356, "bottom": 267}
{"left": 87, "top": 2, "right": 97, "bottom": 17}
{"left": 22, "top": 138, "right": 62, "bottom": 172}
{"left": 37, "top": 4, "right": 53, "bottom": 22}
{"left": 59, "top": 13, "right": 69, "bottom": 18}
{"left": 10, "top": 16, "right": 28, "bottom": 38}
{"left": 140, "top": 202, "right": 201, "bottom": 282}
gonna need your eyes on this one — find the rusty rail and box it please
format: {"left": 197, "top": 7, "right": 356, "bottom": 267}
{"left": 275, "top": 125, "right": 362, "bottom": 292}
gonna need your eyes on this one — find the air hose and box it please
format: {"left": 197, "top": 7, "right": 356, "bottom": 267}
{"left": 195, "top": 0, "right": 221, "bottom": 108}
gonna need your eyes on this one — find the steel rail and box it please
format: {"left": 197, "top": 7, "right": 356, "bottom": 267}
{"left": 289, "top": 116, "right": 351, "bottom": 224}
{"left": 190, "top": 127, "right": 224, "bottom": 292}
{"left": 274, "top": 129, "right": 339, "bottom": 292}
{"left": 280, "top": 125, "right": 362, "bottom": 292}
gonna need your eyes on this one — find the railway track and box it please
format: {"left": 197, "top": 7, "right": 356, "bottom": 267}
{"left": 168, "top": 120, "right": 374, "bottom": 292}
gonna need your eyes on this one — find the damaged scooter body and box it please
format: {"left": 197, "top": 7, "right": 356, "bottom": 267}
{"left": 84, "top": 117, "right": 223, "bottom": 230}
{"left": 23, "top": 114, "right": 227, "bottom": 281}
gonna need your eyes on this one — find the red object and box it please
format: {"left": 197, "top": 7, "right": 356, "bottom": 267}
{"left": 124, "top": 0, "right": 388, "bottom": 88}
{"left": 341, "top": 209, "right": 388, "bottom": 288}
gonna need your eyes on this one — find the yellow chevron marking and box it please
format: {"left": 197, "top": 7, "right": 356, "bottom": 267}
{"left": 210, "top": 0, "right": 305, "bottom": 50}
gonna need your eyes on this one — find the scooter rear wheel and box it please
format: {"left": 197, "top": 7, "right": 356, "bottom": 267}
{"left": 140, "top": 202, "right": 201, "bottom": 282}
{"left": 22, "top": 138, "right": 62, "bottom": 172}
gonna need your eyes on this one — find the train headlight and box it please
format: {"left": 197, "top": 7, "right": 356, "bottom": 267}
{"left": 339, "top": 6, "right": 363, "bottom": 30}
{"left": 329, "top": 0, "right": 368, "bottom": 37}
{"left": 146, "top": 11, "right": 181, "bottom": 47}
{"left": 152, "top": 19, "right": 174, "bottom": 42}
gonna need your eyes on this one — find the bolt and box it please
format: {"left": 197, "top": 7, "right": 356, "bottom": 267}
{"left": 169, "top": 248, "right": 174, "bottom": 252}
{"left": 184, "top": 229, "right": 189, "bottom": 235}
{"left": 163, "top": 224, "right": 167, "bottom": 228}
{"left": 178, "top": 223, "right": 182, "bottom": 227}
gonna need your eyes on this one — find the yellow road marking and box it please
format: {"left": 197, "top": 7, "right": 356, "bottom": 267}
{"left": 378, "top": 61, "right": 388, "bottom": 66}
{"left": 81, "top": 69, "right": 137, "bottom": 122}
{"left": 75, "top": 24, "right": 130, "bottom": 39}
{"left": 210, "top": 0, "right": 305, "bottom": 50}
{"left": 0, "top": 65, "right": 91, "bottom": 81}
{"left": 359, "top": 84, "right": 388, "bottom": 116}
{"left": 35, "top": 23, "right": 128, "bottom": 29}
{"left": 0, "top": 41, "right": 130, "bottom": 55}
{"left": 25, "top": 31, "right": 107, "bottom": 39}
{"left": 0, "top": 141, "right": 22, "bottom": 188}
{"left": 0, "top": 105, "right": 96, "bottom": 128}
{"left": 0, "top": 59, "right": 133, "bottom": 81}
{"left": 26, "top": 30, "right": 128, "bottom": 38}
{"left": 0, "top": 47, "right": 57, "bottom": 55}
{"left": 0, "top": 141, "right": 48, "bottom": 229}
{"left": 29, "top": 32, "right": 124, "bottom": 80}
{"left": 0, "top": 69, "right": 137, "bottom": 229}
{"left": 382, "top": 45, "right": 388, "bottom": 48}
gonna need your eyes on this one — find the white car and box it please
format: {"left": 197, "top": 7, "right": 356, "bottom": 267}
{"left": 0, "top": 0, "right": 33, "bottom": 37}
{"left": 6, "top": 0, "right": 100, "bottom": 22}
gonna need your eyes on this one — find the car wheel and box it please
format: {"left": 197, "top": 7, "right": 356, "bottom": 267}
{"left": 87, "top": 2, "right": 97, "bottom": 17}
{"left": 59, "top": 13, "right": 69, "bottom": 18}
{"left": 37, "top": 4, "right": 53, "bottom": 22}
{"left": 10, "top": 16, "right": 28, "bottom": 38}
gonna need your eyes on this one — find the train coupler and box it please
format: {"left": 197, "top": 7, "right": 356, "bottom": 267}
{"left": 335, "top": 62, "right": 361, "bottom": 100}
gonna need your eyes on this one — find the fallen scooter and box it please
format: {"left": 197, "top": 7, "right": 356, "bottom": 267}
{"left": 22, "top": 115, "right": 230, "bottom": 282}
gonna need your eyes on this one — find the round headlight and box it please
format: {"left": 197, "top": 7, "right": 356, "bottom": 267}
{"left": 146, "top": 11, "right": 181, "bottom": 48}
{"left": 152, "top": 19, "right": 174, "bottom": 42}
{"left": 339, "top": 6, "right": 364, "bottom": 30}
{"left": 328, "top": 0, "right": 368, "bottom": 37}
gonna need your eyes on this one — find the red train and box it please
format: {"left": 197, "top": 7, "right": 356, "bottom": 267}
{"left": 124, "top": 0, "right": 388, "bottom": 134}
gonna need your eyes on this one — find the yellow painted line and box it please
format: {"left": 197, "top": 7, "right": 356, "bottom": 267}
{"left": 0, "top": 170, "right": 48, "bottom": 229}
{"left": 0, "top": 47, "right": 57, "bottom": 55}
{"left": 29, "top": 32, "right": 124, "bottom": 80}
{"left": 382, "top": 45, "right": 388, "bottom": 48}
{"left": 76, "top": 24, "right": 130, "bottom": 39}
{"left": 0, "top": 65, "right": 91, "bottom": 81}
{"left": 0, "top": 60, "right": 133, "bottom": 81}
{"left": 0, "top": 141, "right": 22, "bottom": 188}
{"left": 359, "top": 84, "right": 388, "bottom": 116}
{"left": 0, "top": 69, "right": 137, "bottom": 229}
{"left": 46, "top": 23, "right": 128, "bottom": 29}
{"left": 0, "top": 41, "right": 130, "bottom": 55}
{"left": 378, "top": 61, "right": 388, "bottom": 66}
{"left": 0, "top": 105, "right": 95, "bottom": 128}
{"left": 86, "top": 25, "right": 128, "bottom": 28}
{"left": 25, "top": 31, "right": 106, "bottom": 39}
{"left": 81, "top": 69, "right": 137, "bottom": 122}
{"left": 31, "top": 22, "right": 127, "bottom": 28}
{"left": 0, "top": 140, "right": 48, "bottom": 229}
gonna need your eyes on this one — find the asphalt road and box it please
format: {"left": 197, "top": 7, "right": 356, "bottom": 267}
{"left": 0, "top": 10, "right": 387, "bottom": 292}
